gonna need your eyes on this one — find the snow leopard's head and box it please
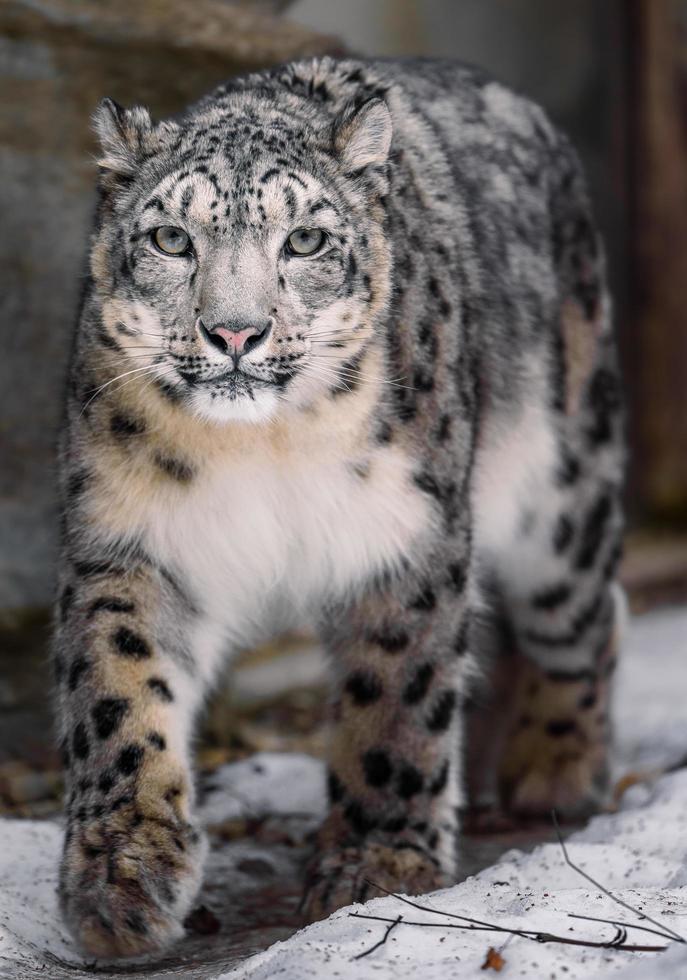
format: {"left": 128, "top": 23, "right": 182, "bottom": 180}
{"left": 89, "top": 79, "right": 392, "bottom": 423}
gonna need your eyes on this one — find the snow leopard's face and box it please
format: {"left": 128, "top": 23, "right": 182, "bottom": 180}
{"left": 90, "top": 95, "right": 392, "bottom": 423}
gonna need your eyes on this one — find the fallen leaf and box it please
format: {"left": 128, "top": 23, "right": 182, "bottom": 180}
{"left": 481, "top": 946, "right": 505, "bottom": 971}
{"left": 612, "top": 770, "right": 660, "bottom": 807}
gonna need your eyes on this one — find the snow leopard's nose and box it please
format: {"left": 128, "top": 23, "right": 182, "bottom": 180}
{"left": 197, "top": 317, "right": 272, "bottom": 359}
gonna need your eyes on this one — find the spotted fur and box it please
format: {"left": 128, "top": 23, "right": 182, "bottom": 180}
{"left": 55, "top": 56, "right": 625, "bottom": 958}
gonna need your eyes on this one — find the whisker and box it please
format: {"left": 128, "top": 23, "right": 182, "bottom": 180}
{"left": 125, "top": 328, "right": 166, "bottom": 339}
{"left": 309, "top": 356, "right": 414, "bottom": 390}
{"left": 305, "top": 325, "right": 364, "bottom": 335}
{"left": 80, "top": 364, "right": 161, "bottom": 416}
{"left": 135, "top": 367, "right": 180, "bottom": 405}
{"left": 119, "top": 353, "right": 167, "bottom": 360}
{"left": 114, "top": 345, "right": 168, "bottom": 352}
{"left": 309, "top": 349, "right": 410, "bottom": 380}
{"left": 308, "top": 339, "right": 362, "bottom": 347}
{"left": 305, "top": 366, "right": 362, "bottom": 395}
{"left": 306, "top": 332, "right": 363, "bottom": 342}
{"left": 115, "top": 363, "right": 177, "bottom": 395}
{"left": 105, "top": 369, "right": 160, "bottom": 401}
{"left": 300, "top": 362, "right": 353, "bottom": 394}
{"left": 307, "top": 323, "right": 367, "bottom": 334}
{"left": 101, "top": 363, "right": 180, "bottom": 407}
{"left": 83, "top": 363, "right": 159, "bottom": 395}
{"left": 305, "top": 360, "right": 366, "bottom": 383}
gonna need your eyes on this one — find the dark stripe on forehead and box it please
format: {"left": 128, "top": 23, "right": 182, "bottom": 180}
{"left": 283, "top": 186, "right": 297, "bottom": 220}
{"left": 179, "top": 184, "right": 195, "bottom": 218}
{"left": 142, "top": 197, "right": 164, "bottom": 213}
{"left": 260, "top": 168, "right": 281, "bottom": 184}
{"left": 193, "top": 166, "right": 223, "bottom": 197}
{"left": 309, "top": 197, "right": 336, "bottom": 214}
{"left": 287, "top": 171, "right": 307, "bottom": 189}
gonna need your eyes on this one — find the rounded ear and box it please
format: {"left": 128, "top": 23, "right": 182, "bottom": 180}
{"left": 92, "top": 97, "right": 180, "bottom": 180}
{"left": 93, "top": 97, "right": 154, "bottom": 177}
{"left": 334, "top": 98, "right": 392, "bottom": 170}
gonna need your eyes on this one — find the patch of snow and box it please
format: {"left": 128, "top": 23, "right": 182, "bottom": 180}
{"left": 614, "top": 606, "right": 687, "bottom": 774}
{"left": 198, "top": 751, "right": 326, "bottom": 825}
{"left": 609, "top": 943, "right": 687, "bottom": 979}
{"left": 230, "top": 644, "right": 327, "bottom": 708}
{"left": 0, "top": 821, "right": 81, "bottom": 975}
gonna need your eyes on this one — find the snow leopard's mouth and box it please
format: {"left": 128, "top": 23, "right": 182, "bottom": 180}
{"left": 200, "top": 372, "right": 266, "bottom": 396}
{"left": 181, "top": 367, "right": 295, "bottom": 397}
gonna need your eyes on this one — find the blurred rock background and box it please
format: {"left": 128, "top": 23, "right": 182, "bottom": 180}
{"left": 1, "top": 0, "right": 687, "bottom": 817}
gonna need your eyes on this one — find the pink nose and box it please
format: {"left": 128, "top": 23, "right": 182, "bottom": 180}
{"left": 199, "top": 318, "right": 272, "bottom": 358}
{"left": 212, "top": 326, "right": 260, "bottom": 356}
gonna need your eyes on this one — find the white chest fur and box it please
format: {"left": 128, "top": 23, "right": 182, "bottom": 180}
{"left": 142, "top": 435, "right": 433, "bottom": 652}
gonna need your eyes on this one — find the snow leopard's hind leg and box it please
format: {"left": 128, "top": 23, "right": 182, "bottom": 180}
{"left": 471, "top": 478, "right": 625, "bottom": 822}
{"left": 468, "top": 142, "right": 625, "bottom": 821}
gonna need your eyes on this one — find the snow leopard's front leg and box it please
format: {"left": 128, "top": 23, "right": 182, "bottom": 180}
{"left": 303, "top": 546, "right": 472, "bottom": 918}
{"left": 55, "top": 555, "right": 207, "bottom": 958}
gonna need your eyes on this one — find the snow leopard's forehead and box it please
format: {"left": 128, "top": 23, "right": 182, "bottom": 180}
{"left": 130, "top": 100, "right": 347, "bottom": 241}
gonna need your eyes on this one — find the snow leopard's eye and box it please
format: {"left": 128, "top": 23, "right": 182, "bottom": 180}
{"left": 286, "top": 228, "right": 325, "bottom": 256}
{"left": 152, "top": 226, "right": 191, "bottom": 256}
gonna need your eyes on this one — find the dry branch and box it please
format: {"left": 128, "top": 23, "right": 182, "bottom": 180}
{"left": 551, "top": 810, "right": 685, "bottom": 944}
{"left": 348, "top": 910, "right": 668, "bottom": 953}
{"left": 568, "top": 911, "right": 680, "bottom": 943}
{"left": 352, "top": 914, "right": 402, "bottom": 960}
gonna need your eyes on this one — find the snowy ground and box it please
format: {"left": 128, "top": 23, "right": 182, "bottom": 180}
{"left": 0, "top": 606, "right": 685, "bottom": 979}
{"left": 228, "top": 769, "right": 687, "bottom": 980}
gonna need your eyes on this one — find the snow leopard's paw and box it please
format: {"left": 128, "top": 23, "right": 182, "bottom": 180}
{"left": 59, "top": 801, "right": 206, "bottom": 959}
{"left": 501, "top": 748, "right": 609, "bottom": 819}
{"left": 302, "top": 837, "right": 449, "bottom": 922}
{"left": 498, "top": 658, "right": 612, "bottom": 820}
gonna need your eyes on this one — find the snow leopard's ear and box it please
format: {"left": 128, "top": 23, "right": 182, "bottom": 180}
{"left": 93, "top": 97, "right": 179, "bottom": 181}
{"left": 334, "top": 98, "right": 392, "bottom": 170}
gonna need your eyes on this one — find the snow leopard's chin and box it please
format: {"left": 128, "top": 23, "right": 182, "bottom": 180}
{"left": 188, "top": 383, "right": 280, "bottom": 425}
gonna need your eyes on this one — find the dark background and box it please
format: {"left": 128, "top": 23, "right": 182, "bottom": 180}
{"left": 1, "top": 0, "right": 686, "bottom": 623}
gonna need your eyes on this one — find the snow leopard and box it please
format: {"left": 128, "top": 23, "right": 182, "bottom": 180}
{"left": 54, "top": 56, "right": 625, "bottom": 958}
